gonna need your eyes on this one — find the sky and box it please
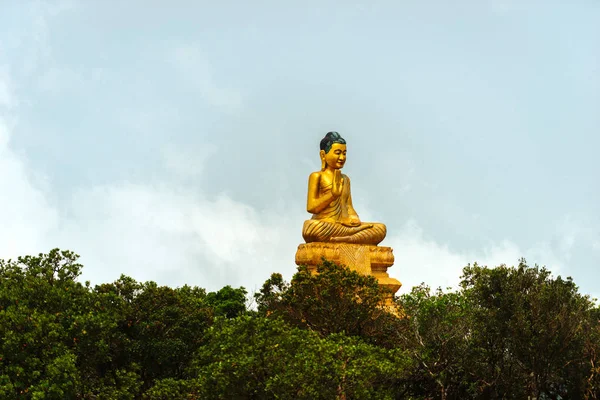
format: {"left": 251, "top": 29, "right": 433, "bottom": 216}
{"left": 1, "top": 1, "right": 599, "bottom": 299}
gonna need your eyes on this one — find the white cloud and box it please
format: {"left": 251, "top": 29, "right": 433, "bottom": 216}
{"left": 1, "top": 2, "right": 81, "bottom": 96}
{"left": 0, "top": 4, "right": 68, "bottom": 260}
{"left": 1, "top": 2, "right": 596, "bottom": 303}
{"left": 36, "top": 64, "right": 106, "bottom": 95}
{"left": 55, "top": 180, "right": 302, "bottom": 293}
{"left": 0, "top": 128, "right": 299, "bottom": 292}
{"left": 0, "top": 60, "right": 578, "bottom": 298}
{"left": 0, "top": 66, "right": 16, "bottom": 110}
{"left": 388, "top": 219, "right": 566, "bottom": 294}
{"left": 0, "top": 53, "right": 287, "bottom": 294}
{"left": 170, "top": 44, "right": 243, "bottom": 110}
{"left": 161, "top": 142, "right": 218, "bottom": 179}
{"left": 0, "top": 107, "right": 582, "bottom": 299}
{"left": 0, "top": 26, "right": 287, "bottom": 294}
{"left": 0, "top": 116, "right": 59, "bottom": 260}
{"left": 385, "top": 220, "right": 467, "bottom": 292}
{"left": 37, "top": 66, "right": 82, "bottom": 94}
{"left": 488, "top": 0, "right": 521, "bottom": 14}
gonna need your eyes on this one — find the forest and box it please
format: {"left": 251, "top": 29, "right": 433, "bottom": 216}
{"left": 1, "top": 248, "right": 599, "bottom": 399}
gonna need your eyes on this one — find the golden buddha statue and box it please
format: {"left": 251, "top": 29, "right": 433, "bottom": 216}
{"left": 302, "top": 132, "right": 387, "bottom": 245}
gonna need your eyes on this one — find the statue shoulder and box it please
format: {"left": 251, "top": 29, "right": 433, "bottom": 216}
{"left": 308, "top": 171, "right": 322, "bottom": 181}
{"left": 308, "top": 171, "right": 322, "bottom": 184}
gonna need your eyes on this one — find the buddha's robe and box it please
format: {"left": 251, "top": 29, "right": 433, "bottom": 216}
{"left": 302, "top": 174, "right": 386, "bottom": 245}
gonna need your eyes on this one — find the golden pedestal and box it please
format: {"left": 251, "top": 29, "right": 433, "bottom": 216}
{"left": 295, "top": 242, "right": 402, "bottom": 299}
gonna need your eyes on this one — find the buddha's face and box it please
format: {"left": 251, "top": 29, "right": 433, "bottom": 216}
{"left": 321, "top": 143, "right": 347, "bottom": 170}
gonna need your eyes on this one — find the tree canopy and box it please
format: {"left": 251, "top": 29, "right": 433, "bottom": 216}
{"left": 1, "top": 249, "right": 598, "bottom": 399}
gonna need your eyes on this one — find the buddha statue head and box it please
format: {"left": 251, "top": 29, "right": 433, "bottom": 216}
{"left": 319, "top": 131, "right": 347, "bottom": 171}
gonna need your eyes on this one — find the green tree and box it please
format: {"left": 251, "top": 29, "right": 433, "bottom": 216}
{"left": 0, "top": 249, "right": 91, "bottom": 398}
{"left": 3, "top": 249, "right": 599, "bottom": 399}
{"left": 205, "top": 285, "right": 248, "bottom": 318}
{"left": 255, "top": 260, "right": 402, "bottom": 347}
{"left": 118, "top": 281, "right": 213, "bottom": 390}
{"left": 398, "top": 284, "right": 473, "bottom": 399}
{"left": 0, "top": 250, "right": 146, "bottom": 399}
{"left": 189, "top": 316, "right": 412, "bottom": 399}
{"left": 0, "top": 249, "right": 215, "bottom": 398}
{"left": 460, "top": 260, "right": 599, "bottom": 399}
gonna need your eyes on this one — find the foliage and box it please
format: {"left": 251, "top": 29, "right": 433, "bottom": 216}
{"left": 460, "top": 260, "right": 599, "bottom": 399}
{"left": 397, "top": 260, "right": 600, "bottom": 399}
{"left": 398, "top": 284, "right": 474, "bottom": 399}
{"left": 117, "top": 281, "right": 212, "bottom": 388}
{"left": 1, "top": 249, "right": 599, "bottom": 399}
{"left": 0, "top": 249, "right": 242, "bottom": 398}
{"left": 190, "top": 316, "right": 412, "bottom": 399}
{"left": 205, "top": 285, "right": 248, "bottom": 318}
{"left": 0, "top": 249, "right": 93, "bottom": 398}
{"left": 255, "top": 260, "right": 402, "bottom": 347}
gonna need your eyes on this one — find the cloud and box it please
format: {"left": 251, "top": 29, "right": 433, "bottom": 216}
{"left": 0, "top": 98, "right": 582, "bottom": 299}
{"left": 0, "top": 65, "right": 16, "bottom": 110}
{"left": 551, "top": 214, "right": 590, "bottom": 262}
{"left": 0, "top": 18, "right": 285, "bottom": 294}
{"left": 388, "top": 219, "right": 566, "bottom": 294}
{"left": 0, "top": 116, "right": 59, "bottom": 259}
{"left": 2, "top": 2, "right": 84, "bottom": 97}
{"left": 0, "top": 30, "right": 286, "bottom": 294}
{"left": 170, "top": 44, "right": 243, "bottom": 110}
{"left": 1, "top": 1, "right": 597, "bottom": 305}
{"left": 55, "top": 179, "right": 303, "bottom": 293}
{"left": 488, "top": 0, "right": 521, "bottom": 14}
{"left": 161, "top": 142, "right": 218, "bottom": 179}
{"left": 0, "top": 57, "right": 581, "bottom": 298}
{"left": 36, "top": 66, "right": 91, "bottom": 94}
{"left": 0, "top": 122, "right": 299, "bottom": 292}
{"left": 0, "top": 3, "right": 71, "bottom": 260}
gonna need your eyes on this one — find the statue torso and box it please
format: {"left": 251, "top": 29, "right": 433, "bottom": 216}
{"left": 312, "top": 171, "right": 350, "bottom": 223}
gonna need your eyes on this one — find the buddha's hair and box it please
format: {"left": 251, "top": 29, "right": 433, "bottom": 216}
{"left": 319, "top": 131, "right": 346, "bottom": 154}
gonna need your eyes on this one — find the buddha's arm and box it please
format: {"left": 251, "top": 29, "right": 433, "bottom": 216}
{"left": 345, "top": 177, "right": 361, "bottom": 225}
{"left": 306, "top": 172, "right": 337, "bottom": 214}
